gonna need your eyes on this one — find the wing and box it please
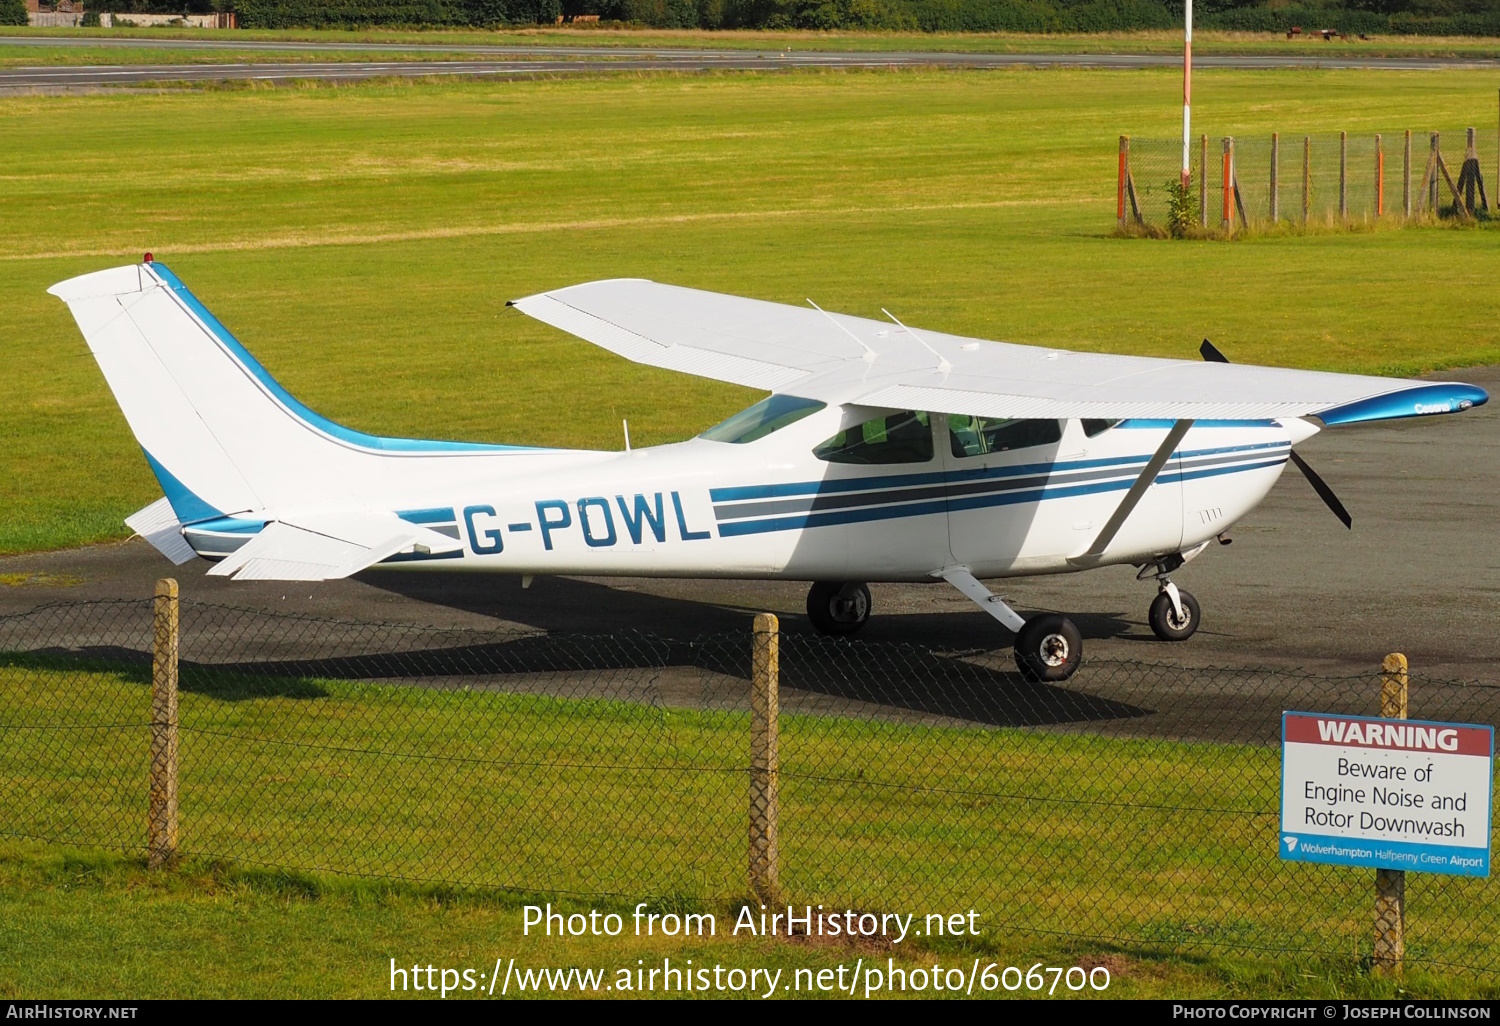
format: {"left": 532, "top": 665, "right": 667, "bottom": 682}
{"left": 206, "top": 511, "right": 462, "bottom": 582}
{"left": 511, "top": 279, "right": 1488, "bottom": 424}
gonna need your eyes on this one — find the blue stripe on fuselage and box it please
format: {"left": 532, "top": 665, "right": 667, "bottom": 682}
{"left": 716, "top": 456, "right": 1287, "bottom": 537}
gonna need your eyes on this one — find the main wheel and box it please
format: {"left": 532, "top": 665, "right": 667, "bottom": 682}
{"left": 1013, "top": 614, "right": 1083, "bottom": 682}
{"left": 806, "top": 581, "right": 871, "bottom": 636}
{"left": 1148, "top": 589, "right": 1201, "bottom": 642}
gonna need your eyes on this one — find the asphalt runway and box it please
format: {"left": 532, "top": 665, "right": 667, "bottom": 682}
{"left": 2, "top": 39, "right": 1497, "bottom": 89}
{"left": 2, "top": 365, "right": 1496, "bottom": 682}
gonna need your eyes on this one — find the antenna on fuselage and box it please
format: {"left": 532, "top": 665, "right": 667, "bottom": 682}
{"left": 881, "top": 308, "right": 952, "bottom": 374}
{"left": 622, "top": 419, "right": 632, "bottom": 452}
{"left": 807, "top": 299, "right": 877, "bottom": 363}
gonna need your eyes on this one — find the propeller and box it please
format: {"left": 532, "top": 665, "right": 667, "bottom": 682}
{"left": 1200, "top": 339, "right": 1352, "bottom": 530}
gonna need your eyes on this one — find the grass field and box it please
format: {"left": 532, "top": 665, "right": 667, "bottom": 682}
{"left": 5, "top": 65, "right": 1499, "bottom": 556}
{"left": 3, "top": 658, "right": 1497, "bottom": 998}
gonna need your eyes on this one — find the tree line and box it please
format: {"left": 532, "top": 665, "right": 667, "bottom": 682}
{"left": 20, "top": 0, "right": 1500, "bottom": 35}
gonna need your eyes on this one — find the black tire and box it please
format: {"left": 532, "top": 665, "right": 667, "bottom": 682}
{"left": 1148, "top": 589, "right": 1201, "bottom": 642}
{"left": 1013, "top": 614, "right": 1083, "bottom": 682}
{"left": 806, "top": 581, "right": 871, "bottom": 636}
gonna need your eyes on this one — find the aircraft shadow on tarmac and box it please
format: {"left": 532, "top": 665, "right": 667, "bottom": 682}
{"left": 1, "top": 575, "right": 1151, "bottom": 725}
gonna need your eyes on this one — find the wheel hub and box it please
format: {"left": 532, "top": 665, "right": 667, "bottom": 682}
{"left": 1038, "top": 633, "right": 1070, "bottom": 666}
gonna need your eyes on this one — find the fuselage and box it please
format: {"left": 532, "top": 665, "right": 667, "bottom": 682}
{"left": 183, "top": 406, "right": 1297, "bottom": 583}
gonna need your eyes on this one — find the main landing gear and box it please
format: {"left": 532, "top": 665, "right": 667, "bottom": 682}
{"left": 806, "top": 581, "right": 872, "bottom": 636}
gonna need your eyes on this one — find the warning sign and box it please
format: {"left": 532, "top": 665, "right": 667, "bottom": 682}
{"left": 1280, "top": 712, "right": 1493, "bottom": 877}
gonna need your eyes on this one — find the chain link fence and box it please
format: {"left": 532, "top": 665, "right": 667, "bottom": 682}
{"left": 2, "top": 597, "right": 1497, "bottom": 976}
{"left": 1118, "top": 128, "right": 1498, "bottom": 234}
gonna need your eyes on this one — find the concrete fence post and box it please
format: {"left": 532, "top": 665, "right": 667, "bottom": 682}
{"left": 1373, "top": 652, "right": 1409, "bottom": 974}
{"left": 1270, "top": 133, "right": 1280, "bottom": 222}
{"left": 1117, "top": 136, "right": 1128, "bottom": 231}
{"left": 1404, "top": 130, "right": 1412, "bottom": 219}
{"left": 1302, "top": 136, "right": 1311, "bottom": 224}
{"left": 1339, "top": 131, "right": 1348, "bottom": 221}
{"left": 1199, "top": 134, "right": 1209, "bottom": 227}
{"left": 1376, "top": 134, "right": 1384, "bottom": 218}
{"left": 1221, "top": 137, "right": 1234, "bottom": 233}
{"left": 1430, "top": 133, "right": 1441, "bottom": 213}
{"left": 148, "top": 578, "right": 180, "bottom": 869}
{"left": 749, "top": 613, "right": 780, "bottom": 902}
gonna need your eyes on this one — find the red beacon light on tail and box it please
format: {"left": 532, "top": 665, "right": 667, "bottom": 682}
{"left": 143, "top": 252, "right": 153, "bottom": 263}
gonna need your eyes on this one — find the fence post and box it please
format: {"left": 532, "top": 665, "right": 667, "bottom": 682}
{"left": 1302, "top": 136, "right": 1311, "bottom": 224}
{"left": 1404, "top": 130, "right": 1412, "bottom": 218}
{"left": 749, "top": 612, "right": 780, "bottom": 902}
{"left": 1339, "top": 131, "right": 1348, "bottom": 221}
{"left": 1198, "top": 134, "right": 1208, "bottom": 227}
{"left": 1372, "top": 652, "right": 1408, "bottom": 974}
{"left": 1270, "top": 133, "right": 1280, "bottom": 222}
{"left": 1376, "top": 134, "right": 1384, "bottom": 218}
{"left": 1117, "top": 136, "right": 1128, "bottom": 231}
{"left": 148, "top": 578, "right": 180, "bottom": 869}
{"left": 1221, "top": 137, "right": 1233, "bottom": 233}
{"left": 1430, "top": 133, "right": 1440, "bottom": 213}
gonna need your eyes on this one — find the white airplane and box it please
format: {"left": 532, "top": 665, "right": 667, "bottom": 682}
{"left": 49, "top": 260, "right": 1487, "bottom": 681}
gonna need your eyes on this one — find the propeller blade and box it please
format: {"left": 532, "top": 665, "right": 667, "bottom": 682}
{"left": 1288, "top": 450, "right": 1353, "bottom": 529}
{"left": 1198, "top": 337, "right": 1352, "bottom": 529}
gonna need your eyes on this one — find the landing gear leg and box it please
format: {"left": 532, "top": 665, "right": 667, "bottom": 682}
{"left": 1148, "top": 577, "right": 1201, "bottom": 642}
{"left": 933, "top": 567, "right": 1084, "bottom": 682}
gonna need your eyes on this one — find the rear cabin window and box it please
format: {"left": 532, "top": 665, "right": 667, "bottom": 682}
{"left": 948, "top": 416, "right": 1062, "bottom": 458}
{"left": 1082, "top": 419, "right": 1122, "bottom": 438}
{"left": 814, "top": 411, "right": 933, "bottom": 465}
{"left": 700, "top": 394, "right": 826, "bottom": 444}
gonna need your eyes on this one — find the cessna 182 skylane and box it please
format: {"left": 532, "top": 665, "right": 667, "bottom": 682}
{"left": 50, "top": 261, "right": 1487, "bottom": 681}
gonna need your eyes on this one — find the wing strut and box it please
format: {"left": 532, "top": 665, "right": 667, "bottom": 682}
{"left": 934, "top": 567, "right": 1027, "bottom": 632}
{"left": 1073, "top": 419, "right": 1194, "bottom": 564}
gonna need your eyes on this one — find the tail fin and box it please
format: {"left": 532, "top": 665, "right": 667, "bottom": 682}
{"left": 49, "top": 262, "right": 527, "bottom": 524}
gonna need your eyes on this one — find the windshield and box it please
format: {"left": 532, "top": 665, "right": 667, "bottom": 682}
{"left": 700, "top": 395, "right": 827, "bottom": 444}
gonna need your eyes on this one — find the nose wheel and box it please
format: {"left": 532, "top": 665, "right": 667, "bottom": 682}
{"left": 807, "top": 581, "right": 872, "bottom": 635}
{"left": 1148, "top": 584, "right": 1200, "bottom": 641}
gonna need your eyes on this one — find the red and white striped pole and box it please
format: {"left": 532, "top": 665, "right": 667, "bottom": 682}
{"left": 1182, "top": 0, "right": 1193, "bottom": 188}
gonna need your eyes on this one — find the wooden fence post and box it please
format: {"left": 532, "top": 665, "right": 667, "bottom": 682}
{"left": 749, "top": 612, "right": 780, "bottom": 902}
{"left": 148, "top": 578, "right": 180, "bottom": 869}
{"left": 1117, "top": 136, "right": 1128, "bottom": 231}
{"left": 1339, "top": 130, "right": 1348, "bottom": 221}
{"left": 1199, "top": 134, "right": 1208, "bottom": 227}
{"left": 1376, "top": 134, "right": 1384, "bottom": 218}
{"left": 1373, "top": 652, "right": 1408, "bottom": 974}
{"left": 1270, "top": 132, "right": 1280, "bottom": 222}
{"left": 1302, "top": 135, "right": 1311, "bottom": 224}
{"left": 1404, "top": 130, "right": 1412, "bottom": 218}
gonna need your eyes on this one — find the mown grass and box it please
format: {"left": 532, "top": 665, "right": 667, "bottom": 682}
{"left": 6, "top": 67, "right": 1500, "bottom": 555}
{"left": 3, "top": 660, "right": 1497, "bottom": 993}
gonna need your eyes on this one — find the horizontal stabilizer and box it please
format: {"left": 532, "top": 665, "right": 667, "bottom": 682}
{"left": 124, "top": 497, "right": 198, "bottom": 565}
{"left": 207, "top": 511, "right": 462, "bottom": 582}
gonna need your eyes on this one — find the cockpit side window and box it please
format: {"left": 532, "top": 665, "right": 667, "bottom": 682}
{"left": 948, "top": 416, "right": 1062, "bottom": 458}
{"left": 700, "top": 395, "right": 826, "bottom": 444}
{"left": 814, "top": 411, "right": 933, "bottom": 465}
